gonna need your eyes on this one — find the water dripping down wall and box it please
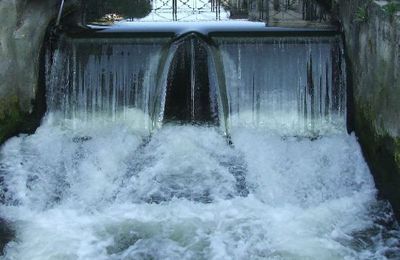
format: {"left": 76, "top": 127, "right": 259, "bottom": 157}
{"left": 45, "top": 37, "right": 170, "bottom": 132}
{"left": 45, "top": 33, "right": 347, "bottom": 137}
{"left": 216, "top": 36, "right": 347, "bottom": 136}
{"left": 45, "top": 34, "right": 228, "bottom": 131}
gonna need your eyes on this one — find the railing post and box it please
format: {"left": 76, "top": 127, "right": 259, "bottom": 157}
{"left": 56, "top": 0, "right": 65, "bottom": 26}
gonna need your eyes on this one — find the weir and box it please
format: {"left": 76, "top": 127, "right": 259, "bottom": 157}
{"left": 1, "top": 3, "right": 400, "bottom": 258}
{"left": 46, "top": 28, "right": 347, "bottom": 136}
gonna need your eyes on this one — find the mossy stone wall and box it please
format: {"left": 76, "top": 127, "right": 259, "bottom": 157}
{"left": 323, "top": 0, "right": 400, "bottom": 218}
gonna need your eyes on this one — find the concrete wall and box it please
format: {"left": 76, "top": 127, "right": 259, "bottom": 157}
{"left": 0, "top": 0, "right": 77, "bottom": 143}
{"left": 325, "top": 0, "right": 400, "bottom": 218}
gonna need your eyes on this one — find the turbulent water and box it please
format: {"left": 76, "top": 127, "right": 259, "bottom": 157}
{"left": 0, "top": 34, "right": 400, "bottom": 259}
{"left": 0, "top": 114, "right": 399, "bottom": 259}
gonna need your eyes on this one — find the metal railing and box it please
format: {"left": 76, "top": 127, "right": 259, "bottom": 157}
{"left": 56, "top": 0, "right": 65, "bottom": 26}
{"left": 149, "top": 0, "right": 225, "bottom": 21}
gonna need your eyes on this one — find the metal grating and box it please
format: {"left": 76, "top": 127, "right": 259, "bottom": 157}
{"left": 141, "top": 0, "right": 229, "bottom": 21}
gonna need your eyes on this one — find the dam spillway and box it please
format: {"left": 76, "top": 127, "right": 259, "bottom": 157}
{"left": 0, "top": 20, "right": 399, "bottom": 259}
{"left": 44, "top": 29, "right": 347, "bottom": 135}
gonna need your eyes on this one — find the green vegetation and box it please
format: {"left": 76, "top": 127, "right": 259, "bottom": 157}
{"left": 395, "top": 138, "right": 400, "bottom": 166}
{"left": 0, "top": 96, "right": 24, "bottom": 144}
{"left": 383, "top": 1, "right": 400, "bottom": 17}
{"left": 355, "top": 6, "right": 369, "bottom": 23}
{"left": 354, "top": 104, "right": 400, "bottom": 218}
{"left": 0, "top": 95, "right": 43, "bottom": 145}
{"left": 84, "top": 0, "right": 152, "bottom": 23}
{"left": 104, "top": 0, "right": 152, "bottom": 18}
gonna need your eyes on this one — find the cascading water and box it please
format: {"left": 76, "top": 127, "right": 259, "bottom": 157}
{"left": 46, "top": 36, "right": 171, "bottom": 131}
{"left": 216, "top": 36, "right": 346, "bottom": 136}
{"left": 0, "top": 30, "right": 399, "bottom": 259}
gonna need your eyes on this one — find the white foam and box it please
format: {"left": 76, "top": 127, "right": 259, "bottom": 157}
{"left": 0, "top": 115, "right": 399, "bottom": 259}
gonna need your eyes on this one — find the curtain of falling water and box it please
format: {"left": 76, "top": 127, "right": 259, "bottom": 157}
{"left": 215, "top": 36, "right": 346, "bottom": 136}
{"left": 46, "top": 37, "right": 170, "bottom": 131}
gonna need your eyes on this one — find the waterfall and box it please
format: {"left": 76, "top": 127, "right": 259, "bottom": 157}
{"left": 46, "top": 36, "right": 170, "bottom": 131}
{"left": 45, "top": 34, "right": 347, "bottom": 136}
{"left": 216, "top": 36, "right": 346, "bottom": 136}
{"left": 45, "top": 34, "right": 227, "bottom": 130}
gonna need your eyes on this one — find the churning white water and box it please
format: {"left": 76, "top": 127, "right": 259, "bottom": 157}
{"left": 0, "top": 111, "right": 399, "bottom": 259}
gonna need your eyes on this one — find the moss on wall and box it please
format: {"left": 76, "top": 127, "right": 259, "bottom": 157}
{"left": 0, "top": 96, "right": 24, "bottom": 144}
{"left": 0, "top": 94, "right": 45, "bottom": 145}
{"left": 395, "top": 138, "right": 400, "bottom": 165}
{"left": 355, "top": 103, "right": 400, "bottom": 219}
